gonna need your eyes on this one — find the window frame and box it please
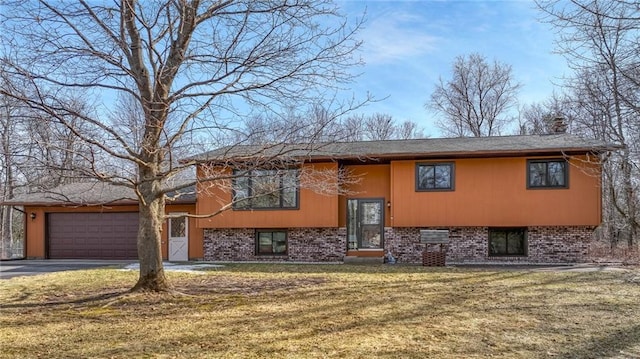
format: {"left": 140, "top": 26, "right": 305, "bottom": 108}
{"left": 232, "top": 168, "right": 300, "bottom": 210}
{"left": 527, "top": 159, "right": 569, "bottom": 189}
{"left": 415, "top": 162, "right": 455, "bottom": 192}
{"left": 255, "top": 229, "right": 288, "bottom": 256}
{"left": 488, "top": 227, "right": 528, "bottom": 257}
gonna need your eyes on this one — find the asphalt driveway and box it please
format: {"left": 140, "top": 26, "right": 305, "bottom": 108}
{"left": 0, "top": 260, "right": 134, "bottom": 280}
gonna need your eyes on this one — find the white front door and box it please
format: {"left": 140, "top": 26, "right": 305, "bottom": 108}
{"left": 168, "top": 214, "right": 188, "bottom": 261}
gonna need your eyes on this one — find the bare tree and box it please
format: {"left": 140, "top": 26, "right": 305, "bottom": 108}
{"left": 237, "top": 103, "right": 352, "bottom": 146}
{"left": 396, "top": 120, "right": 425, "bottom": 140}
{"left": 571, "top": 65, "right": 640, "bottom": 248}
{"left": 518, "top": 93, "right": 575, "bottom": 135}
{"left": 428, "top": 53, "right": 521, "bottom": 137}
{"left": 1, "top": 1, "right": 365, "bottom": 291}
{"left": 0, "top": 77, "right": 21, "bottom": 259}
{"left": 340, "top": 114, "right": 365, "bottom": 141}
{"left": 538, "top": 0, "right": 640, "bottom": 248}
{"left": 362, "top": 113, "right": 395, "bottom": 140}
{"left": 0, "top": 68, "right": 101, "bottom": 259}
{"left": 337, "top": 113, "right": 424, "bottom": 141}
{"left": 242, "top": 110, "right": 425, "bottom": 144}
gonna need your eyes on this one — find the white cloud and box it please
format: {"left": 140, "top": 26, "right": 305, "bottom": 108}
{"left": 339, "top": 0, "right": 570, "bottom": 136}
{"left": 358, "top": 10, "right": 439, "bottom": 65}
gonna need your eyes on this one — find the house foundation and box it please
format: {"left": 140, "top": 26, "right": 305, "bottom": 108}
{"left": 385, "top": 226, "right": 594, "bottom": 264}
{"left": 203, "top": 228, "right": 345, "bottom": 262}
{"left": 203, "top": 226, "right": 595, "bottom": 264}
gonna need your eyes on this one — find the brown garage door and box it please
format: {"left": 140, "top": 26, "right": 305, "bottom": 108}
{"left": 48, "top": 212, "right": 139, "bottom": 259}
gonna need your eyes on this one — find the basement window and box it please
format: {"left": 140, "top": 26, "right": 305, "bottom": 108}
{"left": 256, "top": 230, "right": 287, "bottom": 256}
{"left": 489, "top": 228, "right": 527, "bottom": 256}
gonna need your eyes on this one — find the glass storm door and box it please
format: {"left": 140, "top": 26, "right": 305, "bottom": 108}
{"left": 347, "top": 199, "right": 384, "bottom": 250}
{"left": 168, "top": 214, "right": 188, "bottom": 261}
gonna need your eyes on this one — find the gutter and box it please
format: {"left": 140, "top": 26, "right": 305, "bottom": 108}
{"left": 198, "top": 147, "right": 619, "bottom": 165}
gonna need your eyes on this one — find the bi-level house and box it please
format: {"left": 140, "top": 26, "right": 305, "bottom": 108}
{"left": 6, "top": 133, "right": 615, "bottom": 264}
{"left": 194, "top": 133, "right": 614, "bottom": 264}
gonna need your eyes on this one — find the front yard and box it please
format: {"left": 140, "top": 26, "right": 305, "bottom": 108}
{"left": 1, "top": 264, "right": 639, "bottom": 358}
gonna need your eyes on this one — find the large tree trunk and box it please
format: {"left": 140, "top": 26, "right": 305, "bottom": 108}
{"left": 131, "top": 178, "right": 169, "bottom": 292}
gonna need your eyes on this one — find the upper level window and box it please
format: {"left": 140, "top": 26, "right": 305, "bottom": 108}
{"left": 528, "top": 159, "right": 568, "bottom": 188}
{"left": 416, "top": 162, "right": 454, "bottom": 191}
{"left": 233, "top": 169, "right": 299, "bottom": 209}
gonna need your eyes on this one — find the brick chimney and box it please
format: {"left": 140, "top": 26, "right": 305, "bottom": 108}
{"left": 550, "top": 116, "right": 567, "bottom": 134}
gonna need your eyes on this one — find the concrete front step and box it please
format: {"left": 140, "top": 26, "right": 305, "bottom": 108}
{"left": 343, "top": 256, "right": 384, "bottom": 264}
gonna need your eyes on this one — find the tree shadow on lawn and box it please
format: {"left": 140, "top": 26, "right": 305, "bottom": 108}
{"left": 0, "top": 269, "right": 549, "bottom": 315}
{"left": 0, "top": 267, "right": 620, "bottom": 312}
{"left": 171, "top": 275, "right": 329, "bottom": 296}
{"left": 3, "top": 268, "right": 637, "bottom": 358}
{"left": 170, "top": 269, "right": 540, "bottom": 310}
{"left": 211, "top": 272, "right": 640, "bottom": 358}
{"left": 555, "top": 322, "right": 640, "bottom": 359}
{"left": 208, "top": 263, "right": 539, "bottom": 284}
{"left": 0, "top": 290, "right": 126, "bottom": 310}
{"left": 211, "top": 263, "right": 499, "bottom": 274}
{"left": 134, "top": 278, "right": 476, "bottom": 353}
{"left": 153, "top": 272, "right": 567, "bottom": 357}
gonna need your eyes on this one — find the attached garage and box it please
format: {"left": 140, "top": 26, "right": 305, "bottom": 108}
{"left": 3, "top": 181, "right": 201, "bottom": 260}
{"left": 47, "top": 212, "right": 139, "bottom": 259}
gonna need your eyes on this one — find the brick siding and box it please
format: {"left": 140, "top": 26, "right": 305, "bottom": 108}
{"left": 288, "top": 228, "right": 346, "bottom": 262}
{"left": 203, "top": 228, "right": 255, "bottom": 261}
{"left": 203, "top": 227, "right": 345, "bottom": 262}
{"left": 204, "top": 226, "right": 594, "bottom": 264}
{"left": 384, "top": 226, "right": 594, "bottom": 264}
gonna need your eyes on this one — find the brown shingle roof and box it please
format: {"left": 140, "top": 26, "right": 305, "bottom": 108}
{"left": 191, "top": 134, "right": 619, "bottom": 163}
{"left": 2, "top": 181, "right": 196, "bottom": 206}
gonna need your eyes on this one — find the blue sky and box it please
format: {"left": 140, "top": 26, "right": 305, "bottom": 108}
{"left": 339, "top": 0, "right": 570, "bottom": 136}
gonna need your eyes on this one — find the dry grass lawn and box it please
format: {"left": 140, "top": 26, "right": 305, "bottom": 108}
{"left": 1, "top": 264, "right": 640, "bottom": 358}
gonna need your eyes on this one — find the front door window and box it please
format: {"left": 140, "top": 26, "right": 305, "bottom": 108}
{"left": 347, "top": 199, "right": 384, "bottom": 250}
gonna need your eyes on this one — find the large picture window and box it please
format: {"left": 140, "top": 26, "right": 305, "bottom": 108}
{"left": 416, "top": 162, "right": 454, "bottom": 191}
{"left": 256, "top": 230, "right": 287, "bottom": 255}
{"left": 528, "top": 159, "right": 568, "bottom": 188}
{"left": 233, "top": 169, "right": 299, "bottom": 210}
{"left": 489, "top": 228, "right": 527, "bottom": 256}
